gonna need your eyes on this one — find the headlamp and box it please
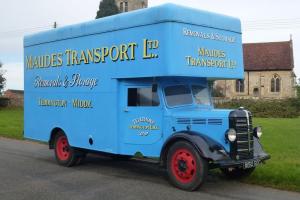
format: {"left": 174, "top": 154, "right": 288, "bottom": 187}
{"left": 253, "top": 127, "right": 262, "bottom": 138}
{"left": 226, "top": 129, "right": 237, "bottom": 142}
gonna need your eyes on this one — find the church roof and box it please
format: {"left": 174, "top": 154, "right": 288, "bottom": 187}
{"left": 4, "top": 89, "right": 24, "bottom": 95}
{"left": 243, "top": 40, "right": 294, "bottom": 71}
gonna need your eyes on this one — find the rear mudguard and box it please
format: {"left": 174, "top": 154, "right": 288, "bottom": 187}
{"left": 160, "top": 131, "right": 230, "bottom": 166}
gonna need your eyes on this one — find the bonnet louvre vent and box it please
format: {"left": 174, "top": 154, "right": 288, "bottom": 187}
{"left": 207, "top": 119, "right": 223, "bottom": 125}
{"left": 192, "top": 119, "right": 206, "bottom": 124}
{"left": 176, "top": 118, "right": 191, "bottom": 124}
{"left": 176, "top": 118, "right": 207, "bottom": 125}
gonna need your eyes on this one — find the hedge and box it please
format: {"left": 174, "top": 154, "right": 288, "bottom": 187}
{"left": 0, "top": 97, "right": 10, "bottom": 107}
{"left": 215, "top": 98, "right": 300, "bottom": 118}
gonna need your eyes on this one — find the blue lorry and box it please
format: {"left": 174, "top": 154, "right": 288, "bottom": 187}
{"left": 24, "top": 4, "right": 270, "bottom": 191}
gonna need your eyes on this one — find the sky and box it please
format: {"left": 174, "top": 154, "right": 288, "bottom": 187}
{"left": 1, "top": 0, "right": 300, "bottom": 90}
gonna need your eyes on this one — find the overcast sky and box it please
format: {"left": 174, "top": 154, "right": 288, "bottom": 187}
{"left": 1, "top": 0, "right": 300, "bottom": 90}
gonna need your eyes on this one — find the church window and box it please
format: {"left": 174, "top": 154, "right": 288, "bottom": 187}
{"left": 271, "top": 74, "right": 281, "bottom": 92}
{"left": 125, "top": 1, "right": 128, "bottom": 12}
{"left": 120, "top": 2, "right": 124, "bottom": 12}
{"left": 235, "top": 79, "right": 245, "bottom": 93}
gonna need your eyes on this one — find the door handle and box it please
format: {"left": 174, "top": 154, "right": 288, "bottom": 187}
{"left": 124, "top": 107, "right": 129, "bottom": 112}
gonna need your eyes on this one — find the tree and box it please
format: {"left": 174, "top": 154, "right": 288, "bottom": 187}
{"left": 96, "top": 0, "right": 119, "bottom": 19}
{"left": 0, "top": 62, "right": 6, "bottom": 94}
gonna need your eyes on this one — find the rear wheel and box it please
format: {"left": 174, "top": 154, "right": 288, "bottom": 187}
{"left": 166, "top": 141, "right": 208, "bottom": 191}
{"left": 54, "top": 132, "right": 85, "bottom": 167}
{"left": 221, "top": 167, "right": 255, "bottom": 179}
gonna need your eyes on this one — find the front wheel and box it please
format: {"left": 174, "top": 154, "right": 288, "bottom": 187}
{"left": 166, "top": 141, "right": 208, "bottom": 191}
{"left": 54, "top": 132, "right": 85, "bottom": 167}
{"left": 221, "top": 167, "right": 255, "bottom": 179}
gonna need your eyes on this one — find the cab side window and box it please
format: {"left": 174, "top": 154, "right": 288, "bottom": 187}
{"left": 128, "top": 87, "right": 159, "bottom": 107}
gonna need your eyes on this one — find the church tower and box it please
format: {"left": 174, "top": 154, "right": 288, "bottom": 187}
{"left": 115, "top": 0, "right": 148, "bottom": 13}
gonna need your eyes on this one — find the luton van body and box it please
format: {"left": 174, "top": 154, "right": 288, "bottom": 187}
{"left": 24, "top": 4, "right": 270, "bottom": 190}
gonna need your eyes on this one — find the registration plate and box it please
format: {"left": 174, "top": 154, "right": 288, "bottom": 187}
{"left": 243, "top": 159, "right": 260, "bottom": 169}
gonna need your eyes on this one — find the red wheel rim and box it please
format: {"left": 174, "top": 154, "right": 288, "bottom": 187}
{"left": 171, "top": 148, "right": 197, "bottom": 184}
{"left": 56, "top": 136, "right": 70, "bottom": 161}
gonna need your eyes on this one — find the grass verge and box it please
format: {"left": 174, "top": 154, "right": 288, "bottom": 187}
{"left": 0, "top": 107, "right": 24, "bottom": 139}
{"left": 244, "top": 118, "right": 300, "bottom": 192}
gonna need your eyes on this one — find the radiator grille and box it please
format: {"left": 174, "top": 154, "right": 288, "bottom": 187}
{"left": 230, "top": 112, "right": 254, "bottom": 160}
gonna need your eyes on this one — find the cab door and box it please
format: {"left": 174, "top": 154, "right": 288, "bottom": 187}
{"left": 120, "top": 84, "right": 163, "bottom": 145}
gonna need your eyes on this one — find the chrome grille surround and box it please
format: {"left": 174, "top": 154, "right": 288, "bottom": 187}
{"left": 229, "top": 110, "right": 254, "bottom": 160}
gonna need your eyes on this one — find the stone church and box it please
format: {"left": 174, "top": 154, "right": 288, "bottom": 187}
{"left": 115, "top": 0, "right": 148, "bottom": 12}
{"left": 214, "top": 40, "right": 297, "bottom": 99}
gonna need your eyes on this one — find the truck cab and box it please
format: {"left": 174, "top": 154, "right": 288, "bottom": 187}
{"left": 24, "top": 3, "right": 270, "bottom": 191}
{"left": 119, "top": 77, "right": 215, "bottom": 152}
{"left": 120, "top": 77, "right": 269, "bottom": 168}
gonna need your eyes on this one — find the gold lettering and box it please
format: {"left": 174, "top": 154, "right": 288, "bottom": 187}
{"left": 72, "top": 99, "right": 93, "bottom": 108}
{"left": 38, "top": 98, "right": 67, "bottom": 107}
{"left": 128, "top": 42, "right": 137, "bottom": 60}
{"left": 198, "top": 48, "right": 226, "bottom": 58}
{"left": 101, "top": 47, "right": 109, "bottom": 63}
{"left": 65, "top": 49, "right": 72, "bottom": 66}
{"left": 38, "top": 56, "right": 43, "bottom": 68}
{"left": 198, "top": 48, "right": 205, "bottom": 56}
{"left": 109, "top": 45, "right": 120, "bottom": 62}
{"left": 72, "top": 50, "right": 79, "bottom": 65}
{"left": 45, "top": 55, "right": 51, "bottom": 67}
{"left": 87, "top": 49, "right": 94, "bottom": 63}
{"left": 27, "top": 40, "right": 150, "bottom": 69}
{"left": 119, "top": 44, "right": 129, "bottom": 61}
{"left": 143, "top": 39, "right": 152, "bottom": 59}
{"left": 33, "top": 57, "right": 39, "bottom": 68}
{"left": 79, "top": 50, "right": 88, "bottom": 64}
{"left": 26, "top": 56, "right": 33, "bottom": 69}
{"left": 51, "top": 54, "right": 57, "bottom": 67}
{"left": 94, "top": 48, "right": 101, "bottom": 63}
{"left": 57, "top": 53, "right": 63, "bottom": 66}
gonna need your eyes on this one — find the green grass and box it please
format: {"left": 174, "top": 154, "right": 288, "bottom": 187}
{"left": 244, "top": 118, "right": 300, "bottom": 192}
{"left": 0, "top": 107, "right": 24, "bottom": 139}
{"left": 0, "top": 107, "right": 299, "bottom": 191}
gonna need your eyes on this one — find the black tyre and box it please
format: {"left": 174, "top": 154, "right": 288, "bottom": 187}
{"left": 166, "top": 141, "right": 208, "bottom": 191}
{"left": 54, "top": 131, "right": 85, "bottom": 167}
{"left": 221, "top": 167, "right": 255, "bottom": 179}
{"left": 75, "top": 152, "right": 87, "bottom": 166}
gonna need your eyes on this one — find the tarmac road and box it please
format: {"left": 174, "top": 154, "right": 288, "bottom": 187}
{"left": 0, "top": 137, "right": 299, "bottom": 200}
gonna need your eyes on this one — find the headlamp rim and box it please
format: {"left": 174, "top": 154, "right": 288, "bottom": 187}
{"left": 226, "top": 128, "right": 237, "bottom": 142}
{"left": 253, "top": 126, "right": 262, "bottom": 138}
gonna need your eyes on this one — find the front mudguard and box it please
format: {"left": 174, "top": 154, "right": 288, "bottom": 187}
{"left": 253, "top": 137, "right": 269, "bottom": 158}
{"left": 160, "top": 131, "right": 270, "bottom": 168}
{"left": 212, "top": 137, "right": 270, "bottom": 168}
{"left": 160, "top": 131, "right": 230, "bottom": 166}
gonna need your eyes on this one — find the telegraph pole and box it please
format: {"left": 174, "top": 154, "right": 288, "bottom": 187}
{"left": 53, "top": 22, "right": 57, "bottom": 29}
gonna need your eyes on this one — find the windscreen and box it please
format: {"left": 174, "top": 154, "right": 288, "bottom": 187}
{"left": 164, "top": 85, "right": 193, "bottom": 107}
{"left": 191, "top": 85, "right": 211, "bottom": 106}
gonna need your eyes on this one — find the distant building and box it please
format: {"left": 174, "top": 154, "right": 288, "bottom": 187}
{"left": 214, "top": 40, "right": 297, "bottom": 99}
{"left": 115, "top": 0, "right": 148, "bottom": 13}
{"left": 3, "top": 89, "right": 24, "bottom": 107}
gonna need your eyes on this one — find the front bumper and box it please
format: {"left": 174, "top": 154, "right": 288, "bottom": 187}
{"left": 211, "top": 153, "right": 271, "bottom": 169}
